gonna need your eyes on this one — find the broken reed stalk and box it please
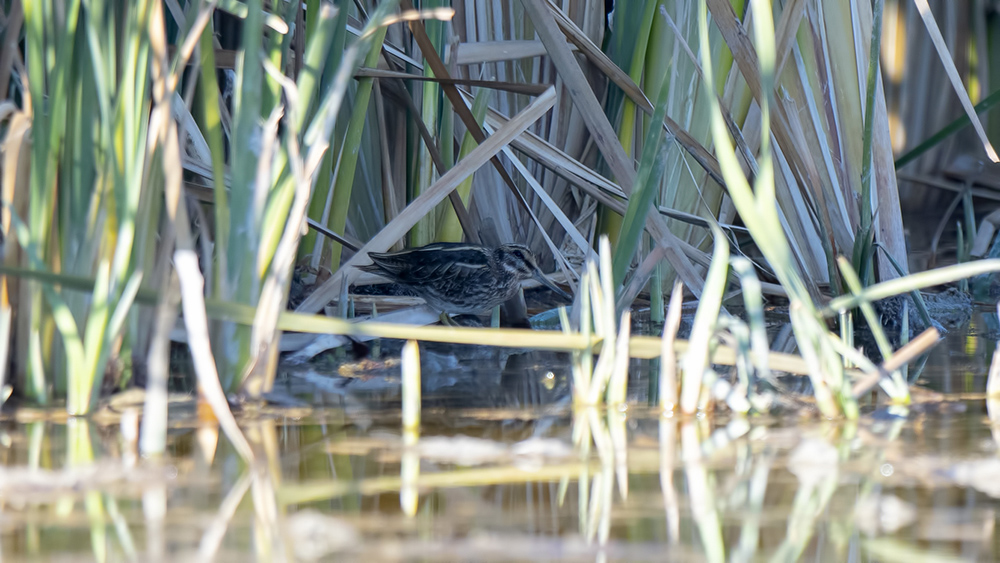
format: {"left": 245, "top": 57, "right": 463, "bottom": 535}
{"left": 659, "top": 282, "right": 684, "bottom": 411}
{"left": 400, "top": 339, "right": 420, "bottom": 516}
{"left": 401, "top": 340, "right": 421, "bottom": 431}
{"left": 850, "top": 327, "right": 940, "bottom": 399}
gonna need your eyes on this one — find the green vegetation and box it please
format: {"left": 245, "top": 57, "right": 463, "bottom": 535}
{"left": 2, "top": 0, "right": 999, "bottom": 425}
{"left": 7, "top": 2, "right": 1000, "bottom": 562}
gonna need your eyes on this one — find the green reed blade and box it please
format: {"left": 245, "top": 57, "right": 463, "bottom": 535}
{"left": 228, "top": 0, "right": 265, "bottom": 302}
{"left": 323, "top": 25, "right": 390, "bottom": 269}
{"left": 600, "top": 0, "right": 659, "bottom": 247}
{"left": 612, "top": 51, "right": 674, "bottom": 286}
{"left": 7, "top": 209, "right": 87, "bottom": 402}
{"left": 895, "top": 86, "right": 1000, "bottom": 169}
{"left": 198, "top": 16, "right": 230, "bottom": 295}
{"left": 300, "top": 3, "right": 350, "bottom": 261}
{"left": 854, "top": 0, "right": 883, "bottom": 283}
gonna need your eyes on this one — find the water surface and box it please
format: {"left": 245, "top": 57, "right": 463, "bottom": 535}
{"left": 2, "top": 308, "right": 1000, "bottom": 561}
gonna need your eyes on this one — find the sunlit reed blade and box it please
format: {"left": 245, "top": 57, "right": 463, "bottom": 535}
{"left": 659, "top": 282, "right": 684, "bottom": 411}
{"left": 611, "top": 27, "right": 674, "bottom": 286}
{"left": 607, "top": 311, "right": 631, "bottom": 406}
{"left": 402, "top": 340, "right": 421, "bottom": 431}
{"left": 681, "top": 225, "right": 729, "bottom": 414}
{"left": 0, "top": 304, "right": 10, "bottom": 407}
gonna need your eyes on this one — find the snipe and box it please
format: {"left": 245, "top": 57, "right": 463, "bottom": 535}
{"left": 359, "top": 242, "right": 571, "bottom": 321}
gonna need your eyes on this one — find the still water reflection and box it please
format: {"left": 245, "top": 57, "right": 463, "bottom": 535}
{"left": 2, "top": 309, "right": 1000, "bottom": 561}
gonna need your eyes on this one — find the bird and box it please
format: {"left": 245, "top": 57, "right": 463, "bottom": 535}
{"left": 358, "top": 242, "right": 572, "bottom": 323}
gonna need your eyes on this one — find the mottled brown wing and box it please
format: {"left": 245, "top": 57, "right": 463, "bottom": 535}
{"left": 364, "top": 243, "right": 491, "bottom": 284}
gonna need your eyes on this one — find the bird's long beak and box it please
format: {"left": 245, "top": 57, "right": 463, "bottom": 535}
{"left": 532, "top": 270, "right": 573, "bottom": 302}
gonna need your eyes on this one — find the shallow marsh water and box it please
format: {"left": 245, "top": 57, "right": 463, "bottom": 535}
{"left": 3, "top": 309, "right": 1000, "bottom": 561}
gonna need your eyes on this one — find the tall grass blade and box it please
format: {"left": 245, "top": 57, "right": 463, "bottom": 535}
{"left": 659, "top": 282, "right": 684, "bottom": 411}
{"left": 611, "top": 43, "right": 674, "bottom": 285}
{"left": 324, "top": 25, "right": 390, "bottom": 268}
{"left": 852, "top": 0, "right": 884, "bottom": 285}
{"left": 700, "top": 0, "right": 848, "bottom": 417}
{"left": 680, "top": 225, "right": 729, "bottom": 414}
{"left": 401, "top": 339, "right": 421, "bottom": 431}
